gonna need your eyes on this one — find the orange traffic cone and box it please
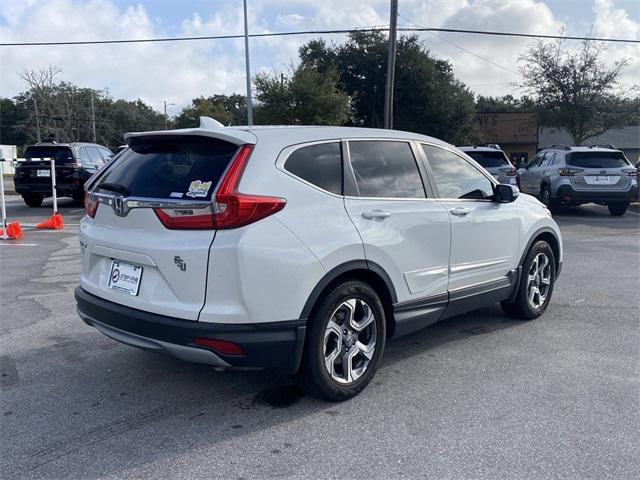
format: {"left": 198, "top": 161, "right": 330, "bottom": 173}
{"left": 36, "top": 213, "right": 64, "bottom": 230}
{"left": 0, "top": 222, "right": 24, "bottom": 240}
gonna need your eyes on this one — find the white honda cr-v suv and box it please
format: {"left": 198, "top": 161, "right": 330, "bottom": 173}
{"left": 76, "top": 118, "right": 562, "bottom": 401}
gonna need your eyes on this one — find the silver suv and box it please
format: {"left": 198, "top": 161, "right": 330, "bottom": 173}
{"left": 517, "top": 145, "right": 638, "bottom": 216}
{"left": 458, "top": 144, "right": 517, "bottom": 186}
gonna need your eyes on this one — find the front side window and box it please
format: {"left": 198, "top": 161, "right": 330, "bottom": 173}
{"left": 284, "top": 142, "right": 342, "bottom": 195}
{"left": 86, "top": 147, "right": 103, "bottom": 164}
{"left": 421, "top": 144, "right": 493, "bottom": 200}
{"left": 528, "top": 153, "right": 545, "bottom": 168}
{"left": 348, "top": 141, "right": 425, "bottom": 198}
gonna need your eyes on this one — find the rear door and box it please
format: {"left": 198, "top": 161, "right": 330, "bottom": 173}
{"left": 80, "top": 135, "right": 240, "bottom": 320}
{"left": 343, "top": 139, "right": 451, "bottom": 309}
{"left": 566, "top": 151, "right": 632, "bottom": 192}
{"left": 18, "top": 145, "right": 76, "bottom": 190}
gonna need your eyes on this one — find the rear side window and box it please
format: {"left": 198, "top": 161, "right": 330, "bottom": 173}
{"left": 24, "top": 146, "right": 74, "bottom": 164}
{"left": 567, "top": 151, "right": 629, "bottom": 168}
{"left": 422, "top": 144, "right": 493, "bottom": 200}
{"left": 348, "top": 141, "right": 425, "bottom": 198}
{"left": 95, "top": 136, "right": 237, "bottom": 200}
{"left": 464, "top": 151, "right": 509, "bottom": 168}
{"left": 285, "top": 142, "right": 342, "bottom": 194}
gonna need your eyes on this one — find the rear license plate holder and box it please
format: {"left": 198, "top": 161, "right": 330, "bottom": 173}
{"left": 108, "top": 261, "right": 142, "bottom": 296}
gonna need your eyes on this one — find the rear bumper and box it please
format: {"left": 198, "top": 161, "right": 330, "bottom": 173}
{"left": 75, "top": 287, "right": 307, "bottom": 373}
{"left": 14, "top": 182, "right": 82, "bottom": 196}
{"left": 555, "top": 184, "right": 638, "bottom": 203}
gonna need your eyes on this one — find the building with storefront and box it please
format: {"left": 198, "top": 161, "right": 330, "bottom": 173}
{"left": 473, "top": 113, "right": 538, "bottom": 166}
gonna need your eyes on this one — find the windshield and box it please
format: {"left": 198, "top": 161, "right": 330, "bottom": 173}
{"left": 464, "top": 151, "right": 509, "bottom": 168}
{"left": 94, "top": 136, "right": 238, "bottom": 200}
{"left": 24, "top": 146, "right": 74, "bottom": 164}
{"left": 567, "top": 151, "right": 629, "bottom": 168}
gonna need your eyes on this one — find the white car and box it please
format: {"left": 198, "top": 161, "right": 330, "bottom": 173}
{"left": 76, "top": 118, "right": 563, "bottom": 401}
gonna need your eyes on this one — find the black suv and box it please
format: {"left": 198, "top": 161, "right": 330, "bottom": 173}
{"left": 14, "top": 141, "right": 113, "bottom": 207}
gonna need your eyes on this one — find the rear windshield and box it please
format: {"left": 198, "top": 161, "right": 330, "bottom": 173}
{"left": 567, "top": 151, "right": 629, "bottom": 168}
{"left": 94, "top": 136, "right": 238, "bottom": 200}
{"left": 24, "top": 146, "right": 74, "bottom": 164}
{"left": 464, "top": 151, "right": 509, "bottom": 168}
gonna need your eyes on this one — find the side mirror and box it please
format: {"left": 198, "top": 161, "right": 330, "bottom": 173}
{"left": 493, "top": 183, "right": 519, "bottom": 203}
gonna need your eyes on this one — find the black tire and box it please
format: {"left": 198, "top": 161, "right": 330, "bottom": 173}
{"left": 540, "top": 185, "right": 556, "bottom": 211}
{"left": 501, "top": 240, "right": 556, "bottom": 320}
{"left": 23, "top": 194, "right": 43, "bottom": 208}
{"left": 607, "top": 202, "right": 628, "bottom": 216}
{"left": 298, "top": 280, "right": 386, "bottom": 401}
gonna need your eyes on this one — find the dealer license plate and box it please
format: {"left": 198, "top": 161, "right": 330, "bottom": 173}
{"left": 108, "top": 261, "right": 142, "bottom": 296}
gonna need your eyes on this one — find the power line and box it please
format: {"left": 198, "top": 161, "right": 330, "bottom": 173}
{"left": 0, "top": 26, "right": 638, "bottom": 47}
{"left": 398, "top": 13, "right": 521, "bottom": 77}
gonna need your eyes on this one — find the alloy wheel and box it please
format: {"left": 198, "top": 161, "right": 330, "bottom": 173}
{"left": 527, "top": 252, "right": 552, "bottom": 309}
{"left": 323, "top": 298, "right": 377, "bottom": 384}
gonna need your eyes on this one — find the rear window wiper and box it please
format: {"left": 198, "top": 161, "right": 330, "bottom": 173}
{"left": 97, "top": 182, "right": 130, "bottom": 196}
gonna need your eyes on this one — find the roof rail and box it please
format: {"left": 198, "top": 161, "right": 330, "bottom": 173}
{"left": 474, "top": 143, "right": 501, "bottom": 149}
{"left": 588, "top": 143, "right": 617, "bottom": 150}
{"left": 546, "top": 144, "right": 572, "bottom": 150}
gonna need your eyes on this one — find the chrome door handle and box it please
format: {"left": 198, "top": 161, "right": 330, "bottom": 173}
{"left": 362, "top": 209, "right": 391, "bottom": 220}
{"left": 450, "top": 207, "right": 471, "bottom": 217}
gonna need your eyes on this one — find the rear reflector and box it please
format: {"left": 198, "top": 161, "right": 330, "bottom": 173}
{"left": 194, "top": 338, "right": 245, "bottom": 356}
{"left": 153, "top": 144, "right": 286, "bottom": 230}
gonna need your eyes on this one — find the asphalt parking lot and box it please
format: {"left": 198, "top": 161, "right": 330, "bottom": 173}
{"left": 1, "top": 196, "right": 638, "bottom": 480}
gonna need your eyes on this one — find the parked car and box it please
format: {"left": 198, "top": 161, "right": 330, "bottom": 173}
{"left": 517, "top": 145, "right": 638, "bottom": 216}
{"left": 458, "top": 144, "right": 518, "bottom": 185}
{"left": 75, "top": 118, "right": 563, "bottom": 401}
{"left": 13, "top": 141, "right": 113, "bottom": 207}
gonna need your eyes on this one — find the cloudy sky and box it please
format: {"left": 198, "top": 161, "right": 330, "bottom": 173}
{"left": 1, "top": 0, "right": 638, "bottom": 114}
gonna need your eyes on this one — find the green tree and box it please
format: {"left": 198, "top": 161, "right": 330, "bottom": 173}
{"left": 519, "top": 38, "right": 639, "bottom": 145}
{"left": 299, "top": 32, "right": 477, "bottom": 144}
{"left": 475, "top": 95, "right": 536, "bottom": 113}
{"left": 174, "top": 94, "right": 247, "bottom": 128}
{"left": 254, "top": 66, "right": 351, "bottom": 125}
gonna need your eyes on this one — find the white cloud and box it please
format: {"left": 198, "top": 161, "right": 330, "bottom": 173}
{"left": 0, "top": 0, "right": 637, "bottom": 113}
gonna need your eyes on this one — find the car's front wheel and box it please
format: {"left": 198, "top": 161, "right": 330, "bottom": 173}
{"left": 298, "top": 280, "right": 386, "bottom": 401}
{"left": 607, "top": 202, "right": 629, "bottom": 216}
{"left": 501, "top": 241, "right": 556, "bottom": 320}
{"left": 23, "top": 194, "right": 44, "bottom": 207}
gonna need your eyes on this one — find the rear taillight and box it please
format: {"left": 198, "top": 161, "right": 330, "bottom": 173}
{"left": 558, "top": 167, "right": 584, "bottom": 177}
{"left": 193, "top": 338, "right": 245, "bottom": 356}
{"left": 154, "top": 144, "right": 286, "bottom": 230}
{"left": 84, "top": 193, "right": 98, "bottom": 218}
{"left": 621, "top": 168, "right": 638, "bottom": 177}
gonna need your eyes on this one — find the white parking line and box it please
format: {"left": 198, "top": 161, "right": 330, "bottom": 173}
{"left": 626, "top": 210, "right": 639, "bottom": 216}
{"left": 0, "top": 243, "right": 38, "bottom": 246}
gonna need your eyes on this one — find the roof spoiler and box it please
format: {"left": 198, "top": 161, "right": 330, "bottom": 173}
{"left": 124, "top": 116, "right": 256, "bottom": 146}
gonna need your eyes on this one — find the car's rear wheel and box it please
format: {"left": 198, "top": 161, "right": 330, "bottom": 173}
{"left": 607, "top": 202, "right": 628, "bottom": 216}
{"left": 501, "top": 240, "right": 556, "bottom": 320}
{"left": 298, "top": 280, "right": 386, "bottom": 401}
{"left": 540, "top": 185, "right": 556, "bottom": 211}
{"left": 23, "top": 194, "right": 44, "bottom": 207}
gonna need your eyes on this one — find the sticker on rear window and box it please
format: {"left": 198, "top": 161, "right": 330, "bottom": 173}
{"left": 186, "top": 180, "right": 212, "bottom": 198}
{"left": 170, "top": 192, "right": 184, "bottom": 198}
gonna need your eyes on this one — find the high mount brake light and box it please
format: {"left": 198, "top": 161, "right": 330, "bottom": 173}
{"left": 154, "top": 144, "right": 286, "bottom": 230}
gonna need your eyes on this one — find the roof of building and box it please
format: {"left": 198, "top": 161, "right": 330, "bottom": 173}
{"left": 539, "top": 126, "right": 639, "bottom": 149}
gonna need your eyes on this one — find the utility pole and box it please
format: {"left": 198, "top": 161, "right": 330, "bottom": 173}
{"left": 243, "top": 0, "right": 254, "bottom": 126}
{"left": 90, "top": 90, "right": 96, "bottom": 142}
{"left": 164, "top": 100, "right": 168, "bottom": 130}
{"left": 384, "top": 0, "right": 398, "bottom": 130}
{"left": 33, "top": 97, "right": 42, "bottom": 142}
